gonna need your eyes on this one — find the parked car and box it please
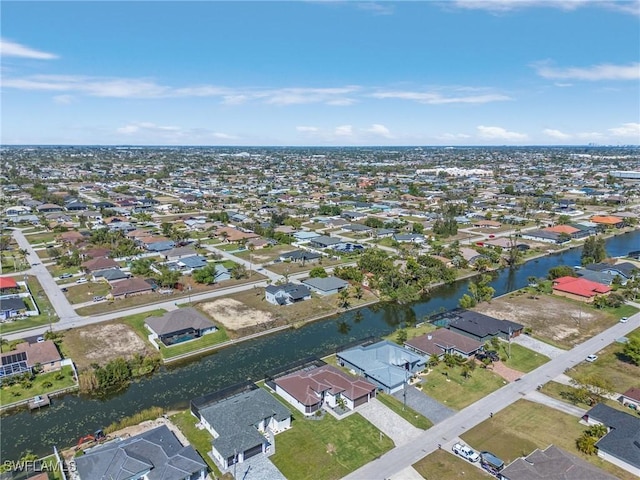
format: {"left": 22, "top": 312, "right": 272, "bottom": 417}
{"left": 93, "top": 296, "right": 105, "bottom": 302}
{"left": 59, "top": 273, "right": 73, "bottom": 279}
{"left": 36, "top": 336, "right": 44, "bottom": 343}
{"left": 620, "top": 317, "right": 628, "bottom": 323}
{"left": 452, "top": 442, "right": 480, "bottom": 462}
{"left": 61, "top": 288, "right": 68, "bottom": 292}
{"left": 76, "top": 277, "right": 87, "bottom": 284}
{"left": 586, "top": 354, "right": 598, "bottom": 362}
{"left": 476, "top": 350, "right": 500, "bottom": 362}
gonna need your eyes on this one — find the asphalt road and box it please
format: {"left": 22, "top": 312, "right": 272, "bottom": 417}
{"left": 343, "top": 311, "right": 640, "bottom": 480}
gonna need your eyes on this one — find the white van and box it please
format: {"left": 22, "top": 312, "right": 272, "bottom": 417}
{"left": 76, "top": 277, "right": 88, "bottom": 284}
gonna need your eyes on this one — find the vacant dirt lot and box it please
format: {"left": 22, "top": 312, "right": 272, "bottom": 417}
{"left": 474, "top": 292, "right": 617, "bottom": 348}
{"left": 200, "top": 297, "right": 274, "bottom": 330}
{"left": 63, "top": 323, "right": 151, "bottom": 369}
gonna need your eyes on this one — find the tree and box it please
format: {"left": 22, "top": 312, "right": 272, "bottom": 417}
{"left": 309, "top": 266, "right": 328, "bottom": 278}
{"left": 412, "top": 222, "right": 424, "bottom": 234}
{"left": 364, "top": 217, "right": 384, "bottom": 229}
{"left": 395, "top": 328, "right": 408, "bottom": 345}
{"left": 353, "top": 284, "right": 363, "bottom": 300}
{"left": 548, "top": 265, "right": 576, "bottom": 280}
{"left": 157, "top": 267, "right": 180, "bottom": 288}
{"left": 458, "top": 293, "right": 476, "bottom": 308}
{"left": 192, "top": 264, "right": 219, "bottom": 285}
{"left": 230, "top": 263, "right": 248, "bottom": 279}
{"left": 557, "top": 214, "right": 571, "bottom": 225}
{"left": 576, "top": 433, "right": 598, "bottom": 455}
{"left": 338, "top": 288, "right": 350, "bottom": 309}
{"left": 427, "top": 353, "right": 439, "bottom": 368}
{"left": 581, "top": 236, "right": 606, "bottom": 265}
{"left": 623, "top": 337, "right": 640, "bottom": 366}
{"left": 131, "top": 258, "right": 153, "bottom": 276}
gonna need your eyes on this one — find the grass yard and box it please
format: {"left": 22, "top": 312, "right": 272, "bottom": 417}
{"left": 170, "top": 410, "right": 230, "bottom": 479}
{"left": 24, "top": 232, "right": 57, "bottom": 245}
{"left": 270, "top": 413, "right": 394, "bottom": 480}
{"left": 540, "top": 381, "right": 630, "bottom": 413}
{"left": 383, "top": 322, "right": 437, "bottom": 343}
{"left": 413, "top": 449, "right": 491, "bottom": 480}
{"left": 65, "top": 281, "right": 111, "bottom": 304}
{"left": 233, "top": 244, "right": 294, "bottom": 262}
{"left": 495, "top": 342, "right": 550, "bottom": 373}
{"left": 0, "top": 366, "right": 77, "bottom": 407}
{"left": 159, "top": 328, "right": 229, "bottom": 359}
{"left": 0, "top": 275, "right": 58, "bottom": 335}
{"left": 460, "top": 399, "right": 636, "bottom": 479}
{"left": 420, "top": 363, "right": 506, "bottom": 410}
{"left": 118, "top": 309, "right": 167, "bottom": 340}
{"left": 268, "top": 256, "right": 358, "bottom": 276}
{"left": 376, "top": 392, "right": 433, "bottom": 430}
{"left": 566, "top": 327, "right": 640, "bottom": 393}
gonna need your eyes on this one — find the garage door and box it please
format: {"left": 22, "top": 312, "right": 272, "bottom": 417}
{"left": 244, "top": 443, "right": 263, "bottom": 460}
{"left": 354, "top": 395, "right": 369, "bottom": 407}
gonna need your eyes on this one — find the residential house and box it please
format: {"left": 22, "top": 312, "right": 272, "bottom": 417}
{"left": 165, "top": 246, "right": 198, "bottom": 261}
{"left": 265, "top": 283, "right": 311, "bottom": 305}
{"left": 585, "top": 262, "right": 637, "bottom": 283}
{"left": 145, "top": 307, "right": 217, "bottom": 346}
{"left": 0, "top": 277, "right": 19, "bottom": 292}
{"left": 522, "top": 229, "right": 568, "bottom": 244}
{"left": 309, "top": 235, "right": 342, "bottom": 249}
{"left": 341, "top": 211, "right": 367, "bottom": 221}
{"left": 91, "top": 268, "right": 129, "bottom": 283}
{"left": 58, "top": 230, "right": 85, "bottom": 245}
{"left": 273, "top": 364, "right": 376, "bottom": 415}
{"left": 0, "top": 297, "right": 27, "bottom": 320}
{"left": 36, "top": 203, "right": 63, "bottom": 213}
{"left": 393, "top": 233, "right": 425, "bottom": 243}
{"left": 473, "top": 219, "right": 502, "bottom": 229}
{"left": 292, "top": 231, "right": 321, "bottom": 242}
{"left": 336, "top": 340, "right": 426, "bottom": 393}
{"left": 301, "top": 276, "right": 349, "bottom": 296}
{"left": 110, "top": 277, "right": 154, "bottom": 299}
{"left": 552, "top": 276, "right": 611, "bottom": 303}
{"left": 0, "top": 340, "right": 62, "bottom": 381}
{"left": 591, "top": 216, "right": 625, "bottom": 229}
{"left": 582, "top": 404, "right": 640, "bottom": 477}
{"left": 74, "top": 425, "right": 207, "bottom": 480}
{"left": 81, "top": 257, "right": 119, "bottom": 273}
{"left": 193, "top": 387, "right": 291, "bottom": 469}
{"left": 619, "top": 387, "right": 640, "bottom": 410}
{"left": 405, "top": 329, "right": 483, "bottom": 359}
{"left": 500, "top": 444, "right": 617, "bottom": 480}
{"left": 447, "top": 310, "right": 523, "bottom": 343}
{"left": 177, "top": 255, "right": 209, "bottom": 271}
{"left": 342, "top": 223, "right": 373, "bottom": 234}
{"left": 278, "top": 250, "right": 321, "bottom": 264}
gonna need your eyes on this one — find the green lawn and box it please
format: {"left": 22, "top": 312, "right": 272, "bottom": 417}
{"left": 119, "top": 309, "right": 167, "bottom": 340}
{"left": 117, "top": 308, "right": 232, "bottom": 360}
{"left": 159, "top": 328, "right": 230, "bottom": 359}
{"left": 420, "top": 363, "right": 506, "bottom": 410}
{"left": 0, "top": 366, "right": 77, "bottom": 407}
{"left": 383, "top": 322, "right": 437, "bottom": 343}
{"left": 376, "top": 392, "right": 432, "bottom": 430}
{"left": 0, "top": 275, "right": 58, "bottom": 335}
{"left": 567, "top": 327, "right": 640, "bottom": 393}
{"left": 460, "top": 399, "right": 636, "bottom": 480}
{"left": 496, "top": 342, "right": 550, "bottom": 373}
{"left": 270, "top": 413, "right": 394, "bottom": 480}
{"left": 25, "top": 232, "right": 57, "bottom": 245}
{"left": 170, "top": 410, "right": 227, "bottom": 479}
{"left": 65, "top": 281, "right": 111, "bottom": 304}
{"left": 540, "top": 381, "right": 630, "bottom": 413}
{"left": 413, "top": 449, "right": 491, "bottom": 480}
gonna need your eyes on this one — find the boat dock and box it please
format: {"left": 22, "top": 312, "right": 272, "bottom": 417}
{"left": 28, "top": 394, "right": 50, "bottom": 410}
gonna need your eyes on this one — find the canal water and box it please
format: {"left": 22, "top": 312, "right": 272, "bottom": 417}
{"left": 2, "top": 230, "right": 638, "bottom": 460}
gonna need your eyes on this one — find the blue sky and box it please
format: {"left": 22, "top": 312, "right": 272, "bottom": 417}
{"left": 2, "top": 1, "right": 639, "bottom": 146}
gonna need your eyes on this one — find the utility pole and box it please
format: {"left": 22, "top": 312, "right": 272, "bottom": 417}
{"left": 508, "top": 327, "right": 512, "bottom": 359}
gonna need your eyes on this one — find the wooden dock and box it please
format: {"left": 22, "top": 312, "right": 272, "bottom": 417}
{"left": 28, "top": 394, "right": 50, "bottom": 410}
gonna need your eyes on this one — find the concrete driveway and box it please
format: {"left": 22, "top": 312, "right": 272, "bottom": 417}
{"left": 392, "top": 385, "right": 455, "bottom": 425}
{"left": 357, "top": 398, "right": 421, "bottom": 446}
{"left": 512, "top": 334, "right": 566, "bottom": 359}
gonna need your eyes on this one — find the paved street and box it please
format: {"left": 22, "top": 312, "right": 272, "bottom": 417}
{"left": 343, "top": 311, "right": 640, "bottom": 480}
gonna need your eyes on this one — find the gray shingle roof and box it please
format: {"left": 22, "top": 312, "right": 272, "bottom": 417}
{"left": 587, "top": 404, "right": 640, "bottom": 470}
{"left": 74, "top": 425, "right": 206, "bottom": 480}
{"left": 302, "top": 276, "right": 349, "bottom": 292}
{"left": 448, "top": 310, "right": 523, "bottom": 338}
{"left": 145, "top": 307, "right": 216, "bottom": 336}
{"left": 198, "top": 388, "right": 291, "bottom": 459}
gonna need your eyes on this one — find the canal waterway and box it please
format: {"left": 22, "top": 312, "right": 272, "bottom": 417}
{"left": 2, "top": 230, "right": 638, "bottom": 460}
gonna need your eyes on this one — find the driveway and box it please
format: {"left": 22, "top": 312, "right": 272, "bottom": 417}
{"left": 357, "top": 398, "right": 421, "bottom": 446}
{"left": 512, "top": 334, "right": 566, "bottom": 359}
{"left": 392, "top": 385, "right": 455, "bottom": 425}
{"left": 229, "top": 453, "right": 287, "bottom": 480}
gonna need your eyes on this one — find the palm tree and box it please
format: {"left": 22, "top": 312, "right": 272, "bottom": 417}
{"left": 353, "top": 284, "right": 363, "bottom": 300}
{"left": 18, "top": 249, "right": 29, "bottom": 269}
{"left": 338, "top": 288, "right": 350, "bottom": 309}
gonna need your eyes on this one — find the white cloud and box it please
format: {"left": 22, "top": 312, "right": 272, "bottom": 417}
{"left": 53, "top": 94, "right": 74, "bottom": 104}
{"left": 436, "top": 133, "right": 473, "bottom": 140}
{"left": 296, "top": 126, "right": 319, "bottom": 132}
{"left": 212, "top": 132, "right": 238, "bottom": 140}
{"left": 543, "top": 128, "right": 571, "bottom": 140}
{"left": 372, "top": 90, "right": 511, "bottom": 104}
{"left": 451, "top": 1, "right": 638, "bottom": 15}
{"left": 477, "top": 125, "right": 528, "bottom": 141}
{"left": 366, "top": 124, "right": 392, "bottom": 138}
{"left": 0, "top": 38, "right": 58, "bottom": 59}
{"left": 554, "top": 82, "right": 573, "bottom": 87}
{"left": 357, "top": 2, "right": 395, "bottom": 15}
{"left": 335, "top": 125, "right": 353, "bottom": 136}
{"left": 115, "top": 122, "right": 239, "bottom": 143}
{"left": 608, "top": 122, "right": 640, "bottom": 138}
{"left": 533, "top": 61, "right": 640, "bottom": 81}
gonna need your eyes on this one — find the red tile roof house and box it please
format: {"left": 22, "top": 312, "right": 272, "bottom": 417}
{"left": 273, "top": 364, "right": 376, "bottom": 415}
{"left": 620, "top": 387, "right": 640, "bottom": 410}
{"left": 404, "top": 329, "right": 483, "bottom": 359}
{"left": 552, "top": 276, "right": 611, "bottom": 303}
